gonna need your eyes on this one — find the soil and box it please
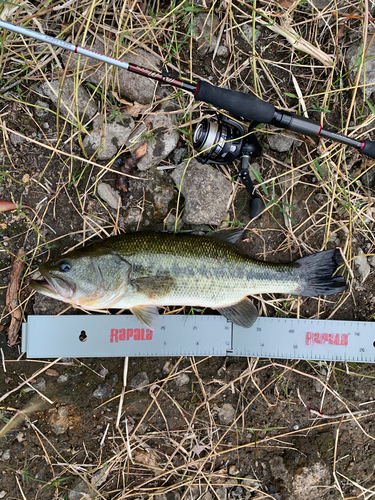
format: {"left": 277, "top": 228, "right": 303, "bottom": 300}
{"left": 1, "top": 2, "right": 375, "bottom": 499}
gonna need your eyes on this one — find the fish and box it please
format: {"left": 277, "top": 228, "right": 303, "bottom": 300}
{"left": 29, "top": 230, "right": 346, "bottom": 329}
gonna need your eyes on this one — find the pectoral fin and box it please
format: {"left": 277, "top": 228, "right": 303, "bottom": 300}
{"left": 130, "top": 305, "right": 159, "bottom": 330}
{"left": 217, "top": 298, "right": 258, "bottom": 328}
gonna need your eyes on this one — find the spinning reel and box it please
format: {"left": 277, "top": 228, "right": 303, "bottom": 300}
{"left": 193, "top": 114, "right": 263, "bottom": 219}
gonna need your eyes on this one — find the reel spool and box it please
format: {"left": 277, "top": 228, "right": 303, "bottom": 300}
{"left": 193, "top": 114, "right": 244, "bottom": 164}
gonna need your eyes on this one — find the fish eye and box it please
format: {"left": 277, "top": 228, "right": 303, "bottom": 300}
{"left": 58, "top": 261, "right": 71, "bottom": 272}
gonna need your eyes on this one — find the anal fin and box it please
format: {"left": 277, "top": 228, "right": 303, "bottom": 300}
{"left": 217, "top": 297, "right": 258, "bottom": 328}
{"left": 130, "top": 305, "right": 159, "bottom": 330}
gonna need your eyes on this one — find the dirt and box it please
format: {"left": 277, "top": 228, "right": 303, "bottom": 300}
{"left": 1, "top": 2, "right": 375, "bottom": 499}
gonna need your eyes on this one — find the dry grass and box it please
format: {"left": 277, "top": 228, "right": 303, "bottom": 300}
{"left": 1, "top": 0, "right": 375, "bottom": 498}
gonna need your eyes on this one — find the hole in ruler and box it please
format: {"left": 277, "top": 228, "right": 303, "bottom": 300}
{"left": 373, "top": 341, "right": 375, "bottom": 348}
{"left": 79, "top": 330, "right": 87, "bottom": 342}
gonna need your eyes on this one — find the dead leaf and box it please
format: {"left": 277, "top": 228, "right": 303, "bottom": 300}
{"left": 133, "top": 450, "right": 159, "bottom": 468}
{"left": 116, "top": 142, "right": 148, "bottom": 193}
{"left": 46, "top": 369, "right": 59, "bottom": 377}
{"left": 5, "top": 248, "right": 25, "bottom": 346}
{"left": 112, "top": 91, "right": 151, "bottom": 117}
{"left": 192, "top": 444, "right": 206, "bottom": 455}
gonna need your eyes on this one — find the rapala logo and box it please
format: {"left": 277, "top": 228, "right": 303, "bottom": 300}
{"left": 306, "top": 332, "right": 348, "bottom": 347}
{"left": 110, "top": 328, "right": 153, "bottom": 343}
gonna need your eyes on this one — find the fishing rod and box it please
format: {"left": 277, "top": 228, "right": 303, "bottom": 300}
{"left": 0, "top": 19, "right": 374, "bottom": 218}
{"left": 1, "top": 19, "right": 374, "bottom": 159}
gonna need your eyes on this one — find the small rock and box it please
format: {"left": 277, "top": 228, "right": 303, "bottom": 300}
{"left": 171, "top": 159, "right": 232, "bottom": 225}
{"left": 34, "top": 99, "right": 50, "bottom": 118}
{"left": 131, "top": 372, "right": 149, "bottom": 391}
{"left": 22, "top": 174, "right": 30, "bottom": 184}
{"left": 292, "top": 462, "right": 330, "bottom": 499}
{"left": 192, "top": 13, "right": 228, "bottom": 56}
{"left": 92, "top": 382, "right": 114, "bottom": 399}
{"left": 165, "top": 213, "right": 184, "bottom": 232}
{"left": 228, "top": 465, "right": 240, "bottom": 475}
{"left": 51, "top": 406, "right": 70, "bottom": 435}
{"left": 217, "top": 403, "right": 236, "bottom": 425}
{"left": 230, "top": 486, "right": 243, "bottom": 499}
{"left": 10, "top": 133, "right": 25, "bottom": 146}
{"left": 57, "top": 374, "right": 69, "bottom": 384}
{"left": 214, "top": 486, "right": 227, "bottom": 500}
{"left": 173, "top": 147, "right": 187, "bottom": 164}
{"left": 123, "top": 207, "right": 142, "bottom": 227}
{"left": 0, "top": 449, "right": 10, "bottom": 461}
{"left": 0, "top": 491, "right": 6, "bottom": 499}
{"left": 41, "top": 78, "right": 97, "bottom": 122}
{"left": 268, "top": 134, "right": 298, "bottom": 153}
{"left": 368, "top": 254, "right": 375, "bottom": 267}
{"left": 130, "top": 110, "right": 179, "bottom": 171}
{"left": 31, "top": 378, "right": 46, "bottom": 392}
{"left": 163, "top": 360, "right": 173, "bottom": 375}
{"left": 155, "top": 493, "right": 181, "bottom": 500}
{"left": 83, "top": 113, "right": 135, "bottom": 160}
{"left": 69, "top": 465, "right": 109, "bottom": 500}
{"left": 355, "top": 248, "right": 371, "bottom": 283}
{"left": 361, "top": 165, "right": 375, "bottom": 188}
{"left": 97, "top": 182, "right": 121, "bottom": 210}
{"left": 175, "top": 373, "right": 190, "bottom": 387}
{"left": 240, "top": 24, "right": 261, "bottom": 44}
{"left": 133, "top": 449, "right": 158, "bottom": 468}
{"left": 347, "top": 38, "right": 375, "bottom": 97}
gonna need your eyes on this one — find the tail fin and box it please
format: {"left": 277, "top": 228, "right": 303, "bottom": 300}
{"left": 296, "top": 249, "right": 346, "bottom": 297}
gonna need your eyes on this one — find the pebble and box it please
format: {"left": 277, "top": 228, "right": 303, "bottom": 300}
{"left": 175, "top": 373, "right": 190, "bottom": 387}
{"left": 130, "top": 372, "right": 149, "bottom": 391}
{"left": 0, "top": 491, "right": 6, "bottom": 499}
{"left": 192, "top": 13, "right": 229, "bottom": 56}
{"left": 34, "top": 99, "right": 50, "bottom": 118}
{"left": 24, "top": 377, "right": 46, "bottom": 393}
{"left": 57, "top": 374, "right": 69, "bottom": 383}
{"left": 92, "top": 382, "right": 114, "bottom": 399}
{"left": 228, "top": 464, "right": 240, "bottom": 475}
{"left": 51, "top": 406, "right": 70, "bottom": 436}
{"left": 97, "top": 182, "right": 121, "bottom": 210}
{"left": 162, "top": 360, "right": 173, "bottom": 375}
{"left": 355, "top": 248, "right": 371, "bottom": 283}
{"left": 0, "top": 450, "right": 10, "bottom": 461}
{"left": 217, "top": 403, "right": 236, "bottom": 425}
{"left": 10, "top": 133, "right": 25, "bottom": 146}
{"left": 268, "top": 134, "right": 300, "bottom": 153}
{"left": 41, "top": 78, "right": 97, "bottom": 122}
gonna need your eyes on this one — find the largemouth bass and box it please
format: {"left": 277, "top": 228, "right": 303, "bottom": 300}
{"left": 30, "top": 230, "right": 345, "bottom": 328}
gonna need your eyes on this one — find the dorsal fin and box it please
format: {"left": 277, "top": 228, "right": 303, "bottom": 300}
{"left": 208, "top": 228, "right": 245, "bottom": 245}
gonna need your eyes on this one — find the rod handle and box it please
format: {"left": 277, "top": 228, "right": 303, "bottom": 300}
{"left": 359, "top": 140, "right": 375, "bottom": 159}
{"left": 195, "top": 80, "right": 275, "bottom": 123}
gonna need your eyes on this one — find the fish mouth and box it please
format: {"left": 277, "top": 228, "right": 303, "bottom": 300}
{"left": 30, "top": 268, "right": 74, "bottom": 299}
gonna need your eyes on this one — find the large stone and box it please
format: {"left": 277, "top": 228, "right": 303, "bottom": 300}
{"left": 347, "top": 38, "right": 375, "bottom": 97}
{"left": 171, "top": 160, "right": 232, "bottom": 225}
{"left": 83, "top": 113, "right": 135, "bottom": 160}
{"left": 63, "top": 39, "right": 159, "bottom": 104}
{"left": 192, "top": 13, "right": 229, "bottom": 56}
{"left": 268, "top": 133, "right": 299, "bottom": 153}
{"left": 127, "top": 109, "right": 179, "bottom": 171}
{"left": 41, "top": 78, "right": 97, "bottom": 123}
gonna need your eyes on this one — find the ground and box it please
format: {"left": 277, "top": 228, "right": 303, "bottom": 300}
{"left": 1, "top": 1, "right": 375, "bottom": 499}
